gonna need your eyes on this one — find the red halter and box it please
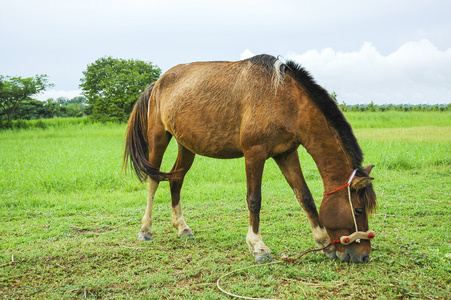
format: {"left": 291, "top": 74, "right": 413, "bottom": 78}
{"left": 322, "top": 169, "right": 375, "bottom": 245}
{"left": 323, "top": 169, "right": 357, "bottom": 196}
{"left": 323, "top": 183, "right": 350, "bottom": 196}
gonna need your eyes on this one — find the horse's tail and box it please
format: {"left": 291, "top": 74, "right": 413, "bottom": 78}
{"left": 123, "top": 83, "right": 170, "bottom": 183}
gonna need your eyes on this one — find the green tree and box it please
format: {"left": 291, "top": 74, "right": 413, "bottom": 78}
{"left": 11, "top": 98, "right": 48, "bottom": 120}
{"left": 0, "top": 75, "right": 53, "bottom": 128}
{"left": 79, "top": 57, "right": 161, "bottom": 122}
{"left": 330, "top": 91, "right": 339, "bottom": 104}
{"left": 67, "top": 96, "right": 87, "bottom": 105}
{"left": 57, "top": 97, "right": 69, "bottom": 106}
{"left": 44, "top": 98, "right": 61, "bottom": 117}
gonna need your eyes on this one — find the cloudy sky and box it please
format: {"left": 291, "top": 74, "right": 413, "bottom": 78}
{"left": 1, "top": 0, "right": 450, "bottom": 105}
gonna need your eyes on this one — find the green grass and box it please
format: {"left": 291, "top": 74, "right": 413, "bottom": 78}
{"left": 1, "top": 112, "right": 450, "bottom": 299}
{"left": 346, "top": 111, "right": 451, "bottom": 128}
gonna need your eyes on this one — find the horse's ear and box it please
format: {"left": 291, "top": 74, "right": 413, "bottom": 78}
{"left": 362, "top": 164, "right": 375, "bottom": 176}
{"left": 351, "top": 176, "right": 374, "bottom": 190}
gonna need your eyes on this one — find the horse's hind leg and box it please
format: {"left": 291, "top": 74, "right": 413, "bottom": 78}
{"left": 139, "top": 179, "right": 159, "bottom": 241}
{"left": 170, "top": 143, "right": 195, "bottom": 238}
{"left": 138, "top": 130, "right": 171, "bottom": 241}
{"left": 273, "top": 150, "right": 334, "bottom": 257}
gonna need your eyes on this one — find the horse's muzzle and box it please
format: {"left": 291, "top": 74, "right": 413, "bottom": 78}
{"left": 336, "top": 242, "right": 372, "bottom": 263}
{"left": 338, "top": 251, "right": 370, "bottom": 263}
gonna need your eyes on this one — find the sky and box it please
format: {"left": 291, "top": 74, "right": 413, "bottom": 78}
{"left": 1, "top": 0, "right": 450, "bottom": 105}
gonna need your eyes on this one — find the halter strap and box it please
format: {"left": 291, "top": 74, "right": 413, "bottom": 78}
{"left": 323, "top": 169, "right": 357, "bottom": 196}
{"left": 347, "top": 184, "right": 359, "bottom": 233}
{"left": 323, "top": 183, "right": 349, "bottom": 195}
{"left": 323, "top": 169, "right": 360, "bottom": 235}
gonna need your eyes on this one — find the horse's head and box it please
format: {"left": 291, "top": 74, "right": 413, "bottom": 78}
{"left": 319, "top": 165, "right": 376, "bottom": 263}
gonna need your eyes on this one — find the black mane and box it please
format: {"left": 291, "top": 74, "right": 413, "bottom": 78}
{"left": 284, "top": 59, "right": 363, "bottom": 169}
{"left": 249, "top": 54, "right": 285, "bottom": 74}
{"left": 248, "top": 54, "right": 363, "bottom": 170}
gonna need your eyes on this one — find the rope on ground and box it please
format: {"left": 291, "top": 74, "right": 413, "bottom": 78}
{"left": 216, "top": 242, "right": 335, "bottom": 299}
{"left": 216, "top": 260, "right": 283, "bottom": 300}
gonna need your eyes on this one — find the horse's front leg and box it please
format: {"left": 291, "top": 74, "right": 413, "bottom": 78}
{"left": 244, "top": 148, "right": 272, "bottom": 263}
{"left": 274, "top": 151, "right": 335, "bottom": 258}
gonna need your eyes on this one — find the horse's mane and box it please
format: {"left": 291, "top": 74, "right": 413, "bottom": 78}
{"left": 284, "top": 59, "right": 364, "bottom": 169}
{"left": 249, "top": 55, "right": 376, "bottom": 213}
{"left": 248, "top": 54, "right": 363, "bottom": 170}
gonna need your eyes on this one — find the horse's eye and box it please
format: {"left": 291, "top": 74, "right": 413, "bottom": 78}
{"left": 355, "top": 208, "right": 364, "bottom": 216}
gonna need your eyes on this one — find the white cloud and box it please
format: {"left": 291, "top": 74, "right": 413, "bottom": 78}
{"left": 35, "top": 41, "right": 451, "bottom": 105}
{"left": 240, "top": 49, "right": 254, "bottom": 60}
{"left": 286, "top": 39, "right": 451, "bottom": 104}
{"left": 36, "top": 89, "right": 82, "bottom": 101}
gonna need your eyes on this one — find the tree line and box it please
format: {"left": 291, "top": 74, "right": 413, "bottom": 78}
{"left": 1, "top": 57, "right": 161, "bottom": 128}
{"left": 330, "top": 92, "right": 450, "bottom": 112}
{"left": 338, "top": 101, "right": 450, "bottom": 112}
{"left": 1, "top": 96, "right": 90, "bottom": 121}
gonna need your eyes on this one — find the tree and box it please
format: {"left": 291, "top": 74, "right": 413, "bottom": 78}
{"left": 330, "top": 91, "right": 339, "bottom": 104}
{"left": 67, "top": 96, "right": 88, "bottom": 105}
{"left": 10, "top": 98, "right": 48, "bottom": 120}
{"left": 0, "top": 75, "right": 53, "bottom": 128}
{"left": 44, "top": 98, "right": 61, "bottom": 117}
{"left": 79, "top": 57, "right": 161, "bottom": 122}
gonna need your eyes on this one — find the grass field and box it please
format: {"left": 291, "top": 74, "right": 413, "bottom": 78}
{"left": 1, "top": 111, "right": 450, "bottom": 299}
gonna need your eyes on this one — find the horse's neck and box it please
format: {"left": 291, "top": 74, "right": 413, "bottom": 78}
{"left": 297, "top": 108, "right": 354, "bottom": 190}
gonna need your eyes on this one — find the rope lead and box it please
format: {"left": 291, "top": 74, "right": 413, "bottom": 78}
{"left": 217, "top": 241, "right": 338, "bottom": 300}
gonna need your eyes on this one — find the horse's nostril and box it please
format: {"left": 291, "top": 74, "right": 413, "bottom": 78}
{"left": 362, "top": 254, "right": 370, "bottom": 263}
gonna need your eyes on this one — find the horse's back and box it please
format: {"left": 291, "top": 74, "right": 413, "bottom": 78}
{"left": 152, "top": 59, "right": 299, "bottom": 158}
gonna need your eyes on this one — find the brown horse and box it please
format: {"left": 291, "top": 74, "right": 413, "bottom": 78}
{"left": 123, "top": 54, "right": 377, "bottom": 263}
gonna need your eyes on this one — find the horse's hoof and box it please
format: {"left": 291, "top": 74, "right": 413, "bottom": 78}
{"left": 255, "top": 253, "right": 273, "bottom": 263}
{"left": 179, "top": 228, "right": 194, "bottom": 238}
{"left": 138, "top": 232, "right": 152, "bottom": 241}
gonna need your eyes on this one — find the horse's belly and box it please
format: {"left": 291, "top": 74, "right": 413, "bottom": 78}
{"left": 174, "top": 131, "right": 243, "bottom": 159}
{"left": 165, "top": 111, "right": 243, "bottom": 158}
